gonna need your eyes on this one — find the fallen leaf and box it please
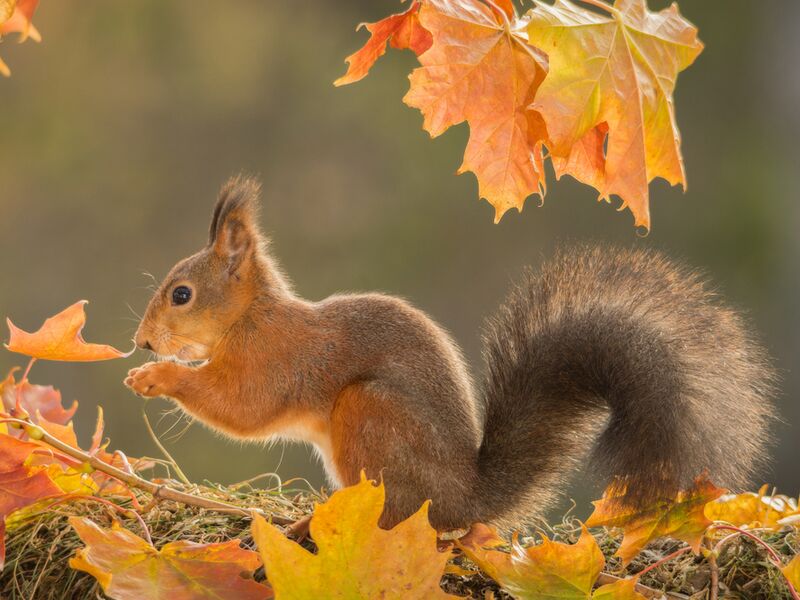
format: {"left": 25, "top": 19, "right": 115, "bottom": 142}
{"left": 6, "top": 300, "right": 131, "bottom": 362}
{"left": 586, "top": 475, "right": 724, "bottom": 566}
{"left": 527, "top": 0, "right": 703, "bottom": 229}
{"left": 403, "top": 0, "right": 549, "bottom": 222}
{"left": 705, "top": 485, "right": 798, "bottom": 531}
{"left": 69, "top": 517, "right": 271, "bottom": 600}
{"left": 593, "top": 578, "right": 646, "bottom": 600}
{"left": 783, "top": 555, "right": 800, "bottom": 593}
{"left": 460, "top": 525, "right": 604, "bottom": 599}
{"left": 252, "top": 473, "right": 455, "bottom": 599}
{"left": 335, "top": 1, "right": 432, "bottom": 86}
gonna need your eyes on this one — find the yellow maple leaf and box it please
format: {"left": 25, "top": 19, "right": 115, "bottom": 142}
{"left": 593, "top": 578, "right": 646, "bottom": 600}
{"left": 252, "top": 473, "right": 455, "bottom": 599}
{"left": 586, "top": 475, "right": 724, "bottom": 566}
{"left": 783, "top": 555, "right": 800, "bottom": 594}
{"left": 705, "top": 484, "right": 799, "bottom": 531}
{"left": 527, "top": 0, "right": 704, "bottom": 229}
{"left": 460, "top": 524, "right": 608, "bottom": 599}
{"left": 403, "top": 0, "right": 549, "bottom": 222}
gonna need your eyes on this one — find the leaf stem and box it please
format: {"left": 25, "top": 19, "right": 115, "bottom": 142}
{"left": 14, "top": 357, "right": 37, "bottom": 417}
{"left": 574, "top": 0, "right": 615, "bottom": 14}
{"left": 2, "top": 416, "right": 293, "bottom": 525}
{"left": 141, "top": 402, "right": 191, "bottom": 486}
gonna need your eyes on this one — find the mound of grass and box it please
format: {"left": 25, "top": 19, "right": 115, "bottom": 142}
{"left": 1, "top": 480, "right": 796, "bottom": 599}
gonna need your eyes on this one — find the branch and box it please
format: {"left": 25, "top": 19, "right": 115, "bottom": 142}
{"left": 6, "top": 417, "right": 294, "bottom": 526}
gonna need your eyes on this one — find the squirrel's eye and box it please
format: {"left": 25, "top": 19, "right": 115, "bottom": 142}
{"left": 172, "top": 286, "right": 193, "bottom": 306}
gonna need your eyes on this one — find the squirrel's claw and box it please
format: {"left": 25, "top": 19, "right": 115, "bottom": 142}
{"left": 124, "top": 362, "right": 167, "bottom": 398}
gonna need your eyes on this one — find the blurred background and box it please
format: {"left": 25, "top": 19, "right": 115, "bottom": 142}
{"left": 0, "top": 0, "right": 796, "bottom": 516}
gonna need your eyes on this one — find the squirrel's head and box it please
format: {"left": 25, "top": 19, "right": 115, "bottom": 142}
{"left": 134, "top": 175, "right": 275, "bottom": 361}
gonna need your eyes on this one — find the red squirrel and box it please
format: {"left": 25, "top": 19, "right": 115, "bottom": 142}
{"left": 126, "top": 176, "right": 776, "bottom": 532}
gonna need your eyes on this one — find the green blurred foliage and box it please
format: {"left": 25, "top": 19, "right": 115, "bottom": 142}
{"left": 0, "top": 0, "right": 797, "bottom": 510}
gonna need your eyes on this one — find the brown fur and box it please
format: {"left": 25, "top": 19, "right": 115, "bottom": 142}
{"left": 126, "top": 176, "right": 778, "bottom": 531}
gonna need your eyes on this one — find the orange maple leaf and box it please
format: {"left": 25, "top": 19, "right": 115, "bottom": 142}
{"left": 5, "top": 301, "right": 131, "bottom": 362}
{"left": 252, "top": 473, "right": 455, "bottom": 598}
{"left": 0, "top": 0, "right": 41, "bottom": 76}
{"left": 527, "top": 0, "right": 704, "bottom": 229}
{"left": 0, "top": 369, "right": 78, "bottom": 424}
{"left": 403, "top": 0, "right": 549, "bottom": 222}
{"left": 586, "top": 475, "right": 724, "bottom": 566}
{"left": 69, "top": 517, "right": 271, "bottom": 600}
{"left": 0, "top": 433, "right": 63, "bottom": 568}
{"left": 335, "top": 1, "right": 432, "bottom": 86}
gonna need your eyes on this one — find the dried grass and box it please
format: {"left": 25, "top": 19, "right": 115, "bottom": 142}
{"left": 1, "top": 484, "right": 797, "bottom": 599}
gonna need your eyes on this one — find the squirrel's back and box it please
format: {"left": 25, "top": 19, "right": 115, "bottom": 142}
{"left": 476, "top": 245, "right": 777, "bottom": 527}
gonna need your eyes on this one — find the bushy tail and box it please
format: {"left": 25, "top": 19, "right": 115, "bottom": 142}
{"left": 474, "top": 246, "right": 777, "bottom": 527}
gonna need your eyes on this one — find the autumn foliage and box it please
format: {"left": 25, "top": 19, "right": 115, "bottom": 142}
{"left": 337, "top": 0, "right": 704, "bottom": 228}
{"left": 0, "top": 302, "right": 798, "bottom": 598}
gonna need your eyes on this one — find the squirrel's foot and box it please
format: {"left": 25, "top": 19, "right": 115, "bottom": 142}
{"left": 284, "top": 515, "right": 312, "bottom": 543}
{"left": 124, "top": 362, "right": 177, "bottom": 398}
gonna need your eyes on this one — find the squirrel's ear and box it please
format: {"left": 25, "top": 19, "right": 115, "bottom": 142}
{"left": 209, "top": 175, "right": 262, "bottom": 275}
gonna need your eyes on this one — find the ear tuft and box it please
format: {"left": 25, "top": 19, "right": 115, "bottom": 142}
{"left": 208, "top": 174, "right": 263, "bottom": 274}
{"left": 209, "top": 175, "right": 261, "bottom": 245}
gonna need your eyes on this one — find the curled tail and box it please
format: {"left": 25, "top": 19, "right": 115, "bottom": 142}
{"left": 475, "top": 246, "right": 777, "bottom": 527}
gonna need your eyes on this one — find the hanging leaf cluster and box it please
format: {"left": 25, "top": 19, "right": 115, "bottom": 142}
{"left": 337, "top": 0, "right": 704, "bottom": 228}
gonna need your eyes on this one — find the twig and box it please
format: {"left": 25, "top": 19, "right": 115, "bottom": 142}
{"left": 708, "top": 552, "right": 719, "bottom": 600}
{"left": 3, "top": 416, "right": 293, "bottom": 526}
{"left": 636, "top": 545, "right": 692, "bottom": 578}
{"left": 141, "top": 402, "right": 191, "bottom": 486}
{"left": 596, "top": 572, "right": 682, "bottom": 599}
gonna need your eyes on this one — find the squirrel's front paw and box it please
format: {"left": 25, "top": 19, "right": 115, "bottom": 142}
{"left": 124, "top": 362, "right": 175, "bottom": 398}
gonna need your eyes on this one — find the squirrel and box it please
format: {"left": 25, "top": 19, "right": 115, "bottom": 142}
{"left": 125, "top": 175, "right": 777, "bottom": 533}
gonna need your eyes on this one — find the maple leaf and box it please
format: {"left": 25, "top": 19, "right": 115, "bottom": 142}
{"left": 252, "top": 473, "right": 455, "bottom": 599}
{"left": 69, "top": 517, "right": 271, "bottom": 600}
{"left": 0, "top": 433, "right": 62, "bottom": 568}
{"left": 784, "top": 555, "right": 800, "bottom": 595}
{"left": 0, "top": 369, "right": 78, "bottom": 425}
{"left": 704, "top": 484, "right": 799, "bottom": 531}
{"left": 335, "top": 1, "right": 432, "bottom": 86}
{"left": 593, "top": 578, "right": 646, "bottom": 600}
{"left": 0, "top": 0, "right": 41, "bottom": 76}
{"left": 5, "top": 300, "right": 131, "bottom": 361}
{"left": 403, "top": 0, "right": 549, "bottom": 222}
{"left": 527, "top": 0, "right": 704, "bottom": 229}
{"left": 460, "top": 524, "right": 606, "bottom": 599}
{"left": 586, "top": 475, "right": 725, "bottom": 566}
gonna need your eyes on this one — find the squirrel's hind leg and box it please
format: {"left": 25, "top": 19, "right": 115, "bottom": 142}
{"left": 329, "top": 382, "right": 477, "bottom": 531}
